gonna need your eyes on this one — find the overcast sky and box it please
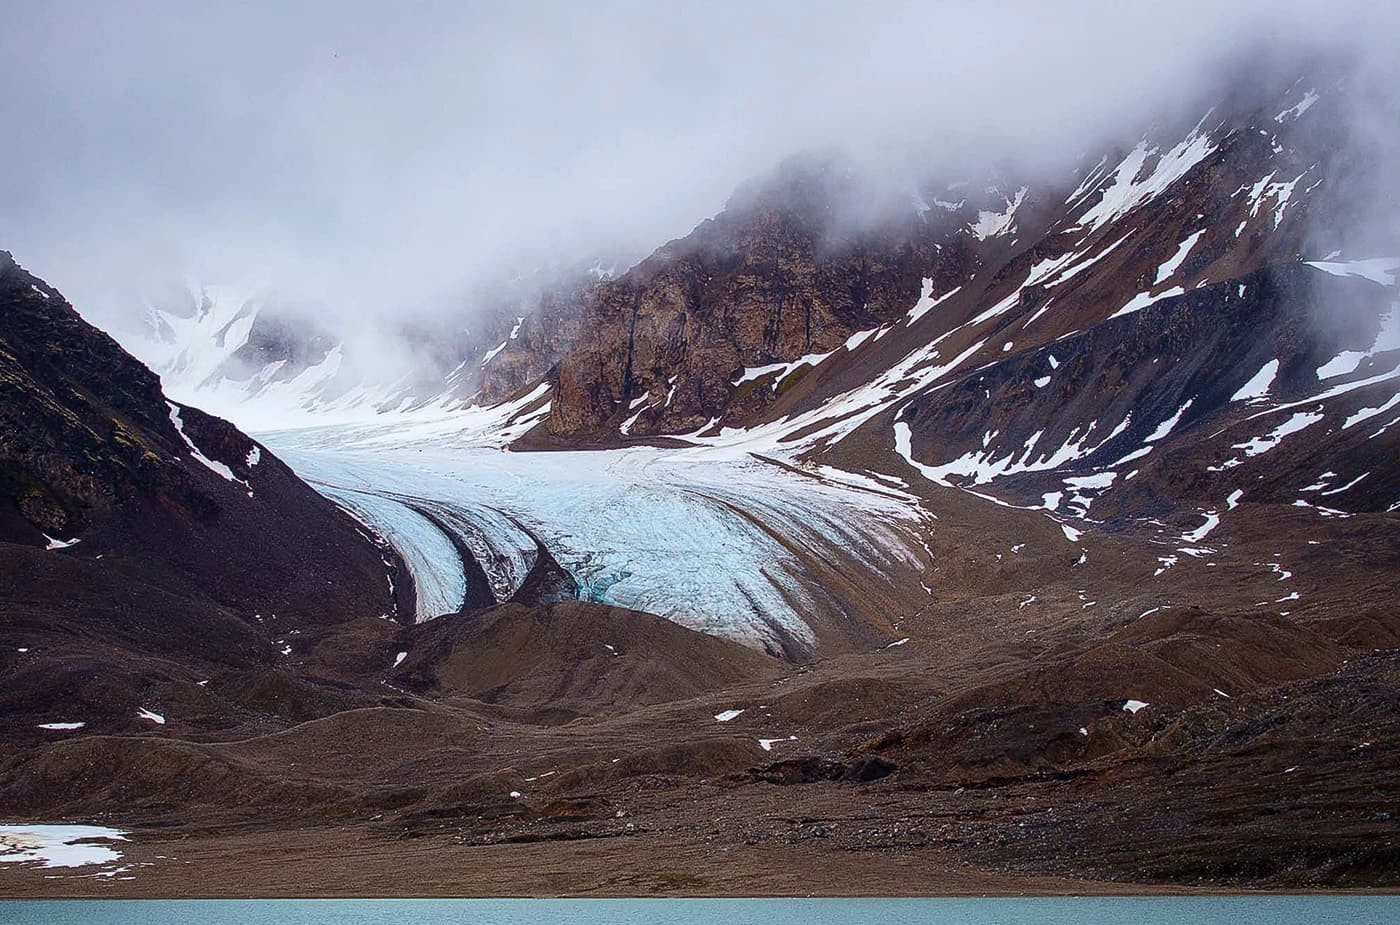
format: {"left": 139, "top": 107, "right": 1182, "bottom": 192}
{"left": 1, "top": 1, "right": 1391, "bottom": 329}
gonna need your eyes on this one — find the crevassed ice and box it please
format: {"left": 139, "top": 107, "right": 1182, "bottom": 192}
{"left": 269, "top": 439, "right": 925, "bottom": 655}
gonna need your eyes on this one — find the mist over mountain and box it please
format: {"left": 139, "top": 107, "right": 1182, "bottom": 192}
{"left": 6, "top": 2, "right": 1395, "bottom": 333}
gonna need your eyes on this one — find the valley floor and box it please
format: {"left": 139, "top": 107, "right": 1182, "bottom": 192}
{"left": 0, "top": 822, "right": 1324, "bottom": 898}
{"left": 4, "top": 427, "right": 1397, "bottom": 896}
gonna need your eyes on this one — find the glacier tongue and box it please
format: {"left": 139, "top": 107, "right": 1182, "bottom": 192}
{"left": 266, "top": 432, "right": 926, "bottom": 657}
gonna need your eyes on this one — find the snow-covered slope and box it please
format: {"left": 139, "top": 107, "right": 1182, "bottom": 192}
{"left": 117, "top": 263, "right": 610, "bottom": 432}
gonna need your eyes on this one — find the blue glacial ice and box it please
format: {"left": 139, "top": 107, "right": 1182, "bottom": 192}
{"left": 267, "top": 433, "right": 927, "bottom": 656}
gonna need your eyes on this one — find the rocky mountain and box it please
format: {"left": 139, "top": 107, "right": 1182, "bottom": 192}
{"left": 527, "top": 66, "right": 1398, "bottom": 532}
{"left": 0, "top": 251, "right": 404, "bottom": 740}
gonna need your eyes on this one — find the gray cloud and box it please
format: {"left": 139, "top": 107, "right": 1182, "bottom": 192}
{"left": 2, "top": 0, "right": 1394, "bottom": 332}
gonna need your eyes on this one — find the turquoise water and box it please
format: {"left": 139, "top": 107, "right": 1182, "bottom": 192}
{"left": 1, "top": 897, "right": 1396, "bottom": 923}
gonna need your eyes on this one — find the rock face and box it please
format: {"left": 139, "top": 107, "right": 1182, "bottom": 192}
{"left": 0, "top": 251, "right": 403, "bottom": 736}
{"left": 548, "top": 155, "right": 970, "bottom": 435}
{"left": 524, "top": 65, "right": 1397, "bottom": 532}
{"left": 546, "top": 72, "right": 1347, "bottom": 442}
{"left": 894, "top": 263, "right": 1400, "bottom": 520}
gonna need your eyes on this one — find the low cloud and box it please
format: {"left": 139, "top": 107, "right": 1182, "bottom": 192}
{"left": 2, "top": 0, "right": 1394, "bottom": 333}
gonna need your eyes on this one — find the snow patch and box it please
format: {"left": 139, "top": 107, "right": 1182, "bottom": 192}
{"left": 1110, "top": 286, "right": 1185, "bottom": 320}
{"left": 1073, "top": 128, "right": 1217, "bottom": 235}
{"left": 970, "top": 187, "right": 1027, "bottom": 240}
{"left": 0, "top": 825, "right": 128, "bottom": 869}
{"left": 1230, "top": 360, "right": 1279, "bottom": 402}
{"left": 1275, "top": 89, "right": 1319, "bottom": 122}
{"left": 758, "top": 736, "right": 798, "bottom": 751}
{"left": 905, "top": 279, "right": 962, "bottom": 324}
{"left": 167, "top": 403, "right": 249, "bottom": 491}
{"left": 1182, "top": 511, "right": 1220, "bottom": 543}
{"left": 1317, "top": 351, "right": 1366, "bottom": 380}
{"left": 1155, "top": 230, "right": 1205, "bottom": 285}
{"left": 1305, "top": 257, "right": 1400, "bottom": 287}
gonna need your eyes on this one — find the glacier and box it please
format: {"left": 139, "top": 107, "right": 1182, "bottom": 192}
{"left": 264, "top": 429, "right": 927, "bottom": 657}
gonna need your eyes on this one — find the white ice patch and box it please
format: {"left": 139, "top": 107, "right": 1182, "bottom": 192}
{"left": 1342, "top": 394, "right": 1400, "bottom": 431}
{"left": 732, "top": 362, "right": 791, "bottom": 387}
{"left": 896, "top": 415, "right": 1130, "bottom": 488}
{"left": 1275, "top": 89, "right": 1319, "bottom": 122}
{"left": 843, "top": 327, "right": 880, "bottom": 352}
{"left": 714, "top": 709, "right": 745, "bottom": 722}
{"left": 1230, "top": 360, "right": 1279, "bottom": 402}
{"left": 619, "top": 405, "right": 647, "bottom": 436}
{"left": 1145, "top": 399, "right": 1193, "bottom": 443}
{"left": 1228, "top": 411, "right": 1323, "bottom": 462}
{"left": 970, "top": 187, "right": 1026, "bottom": 240}
{"left": 1182, "top": 511, "right": 1220, "bottom": 543}
{"left": 1305, "top": 257, "right": 1400, "bottom": 287}
{"left": 1061, "top": 471, "right": 1117, "bottom": 515}
{"left": 167, "top": 403, "right": 249, "bottom": 491}
{"left": 905, "top": 279, "right": 962, "bottom": 325}
{"left": 1317, "top": 351, "right": 1366, "bottom": 380}
{"left": 1110, "top": 286, "right": 1185, "bottom": 320}
{"left": 733, "top": 348, "right": 835, "bottom": 392}
{"left": 758, "top": 736, "right": 797, "bottom": 751}
{"left": 136, "top": 708, "right": 165, "bottom": 725}
{"left": 392, "top": 651, "right": 407, "bottom": 668}
{"left": 1245, "top": 172, "right": 1306, "bottom": 230}
{"left": 0, "top": 825, "right": 128, "bottom": 869}
{"left": 43, "top": 535, "right": 80, "bottom": 550}
{"left": 1154, "top": 230, "right": 1205, "bottom": 285}
{"left": 1122, "top": 699, "right": 1149, "bottom": 714}
{"left": 245, "top": 446, "right": 262, "bottom": 467}
{"left": 37, "top": 722, "right": 85, "bottom": 731}
{"left": 480, "top": 340, "right": 508, "bottom": 367}
{"left": 1072, "top": 127, "right": 1217, "bottom": 235}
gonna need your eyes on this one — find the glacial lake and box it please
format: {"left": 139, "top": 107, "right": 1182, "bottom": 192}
{"left": 3, "top": 897, "right": 1397, "bottom": 924}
